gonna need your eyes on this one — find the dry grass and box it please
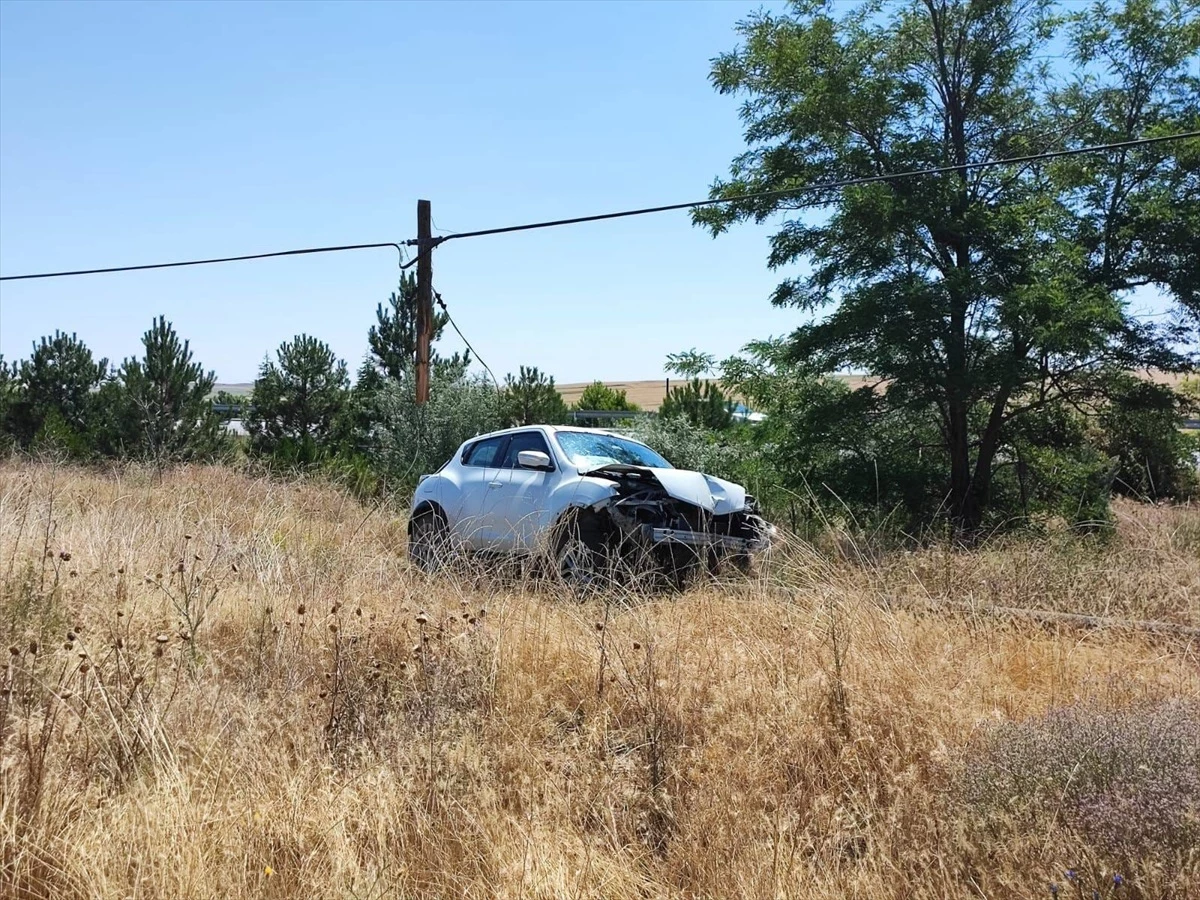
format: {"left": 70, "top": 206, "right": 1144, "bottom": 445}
{"left": 2, "top": 462, "right": 1198, "bottom": 899}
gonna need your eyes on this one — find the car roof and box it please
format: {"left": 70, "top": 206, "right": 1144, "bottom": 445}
{"left": 461, "top": 424, "right": 647, "bottom": 446}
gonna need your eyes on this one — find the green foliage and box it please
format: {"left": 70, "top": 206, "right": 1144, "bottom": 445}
{"left": 571, "top": 381, "right": 640, "bottom": 427}
{"left": 499, "top": 365, "right": 569, "bottom": 427}
{"left": 367, "top": 272, "right": 469, "bottom": 380}
{"left": 1052, "top": 0, "right": 1200, "bottom": 320}
{"left": 0, "top": 355, "right": 17, "bottom": 453}
{"left": 4, "top": 331, "right": 108, "bottom": 453}
{"left": 1098, "top": 377, "right": 1199, "bottom": 501}
{"left": 626, "top": 416, "right": 752, "bottom": 485}
{"left": 696, "top": 0, "right": 1198, "bottom": 532}
{"left": 574, "top": 381, "right": 639, "bottom": 413}
{"left": 997, "top": 404, "right": 1117, "bottom": 531}
{"left": 665, "top": 348, "right": 717, "bottom": 379}
{"left": 209, "top": 390, "right": 247, "bottom": 422}
{"left": 660, "top": 378, "right": 734, "bottom": 431}
{"left": 374, "top": 363, "right": 501, "bottom": 495}
{"left": 104, "top": 317, "right": 229, "bottom": 463}
{"left": 245, "top": 335, "right": 350, "bottom": 465}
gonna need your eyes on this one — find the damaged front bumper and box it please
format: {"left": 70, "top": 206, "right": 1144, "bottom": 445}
{"left": 641, "top": 524, "right": 776, "bottom": 554}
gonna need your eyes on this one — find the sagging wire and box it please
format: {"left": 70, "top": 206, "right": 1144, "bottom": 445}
{"left": 2, "top": 241, "right": 415, "bottom": 282}
{"left": 434, "top": 289, "right": 502, "bottom": 394}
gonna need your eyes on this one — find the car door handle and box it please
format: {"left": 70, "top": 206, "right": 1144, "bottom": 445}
{"left": 487, "top": 481, "right": 504, "bottom": 489}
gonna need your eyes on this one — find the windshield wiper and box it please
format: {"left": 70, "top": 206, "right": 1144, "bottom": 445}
{"left": 582, "top": 462, "right": 649, "bottom": 477}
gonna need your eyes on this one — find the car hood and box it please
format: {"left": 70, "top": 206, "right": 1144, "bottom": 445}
{"left": 585, "top": 465, "right": 748, "bottom": 515}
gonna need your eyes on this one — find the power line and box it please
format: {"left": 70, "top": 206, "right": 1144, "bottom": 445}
{"left": 1, "top": 132, "right": 1195, "bottom": 282}
{"left": 0, "top": 241, "right": 414, "bottom": 283}
{"left": 434, "top": 289, "right": 501, "bottom": 393}
{"left": 410, "top": 131, "right": 1200, "bottom": 246}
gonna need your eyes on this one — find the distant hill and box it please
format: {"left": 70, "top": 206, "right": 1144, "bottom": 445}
{"left": 212, "top": 383, "right": 254, "bottom": 397}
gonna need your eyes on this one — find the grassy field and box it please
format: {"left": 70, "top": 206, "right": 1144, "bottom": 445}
{"left": 2, "top": 462, "right": 1198, "bottom": 899}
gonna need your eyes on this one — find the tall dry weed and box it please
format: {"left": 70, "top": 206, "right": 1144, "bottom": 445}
{"left": 1, "top": 461, "right": 1198, "bottom": 899}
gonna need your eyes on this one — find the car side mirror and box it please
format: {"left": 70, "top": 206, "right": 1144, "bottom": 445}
{"left": 517, "top": 450, "right": 553, "bottom": 471}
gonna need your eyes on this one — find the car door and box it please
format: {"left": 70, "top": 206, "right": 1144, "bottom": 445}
{"left": 495, "top": 430, "right": 560, "bottom": 552}
{"left": 452, "top": 434, "right": 511, "bottom": 549}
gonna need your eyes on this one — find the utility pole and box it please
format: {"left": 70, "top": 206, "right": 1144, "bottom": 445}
{"left": 415, "top": 198, "right": 433, "bottom": 405}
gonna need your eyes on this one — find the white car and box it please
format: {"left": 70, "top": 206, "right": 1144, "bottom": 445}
{"left": 407, "top": 425, "right": 773, "bottom": 587}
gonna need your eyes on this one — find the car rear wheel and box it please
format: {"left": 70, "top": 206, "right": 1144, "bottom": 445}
{"left": 409, "top": 507, "right": 449, "bottom": 573}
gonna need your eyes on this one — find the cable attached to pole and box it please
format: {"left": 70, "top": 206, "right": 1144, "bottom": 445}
{"left": 1, "top": 241, "right": 413, "bottom": 282}
{"left": 434, "top": 289, "right": 501, "bottom": 394}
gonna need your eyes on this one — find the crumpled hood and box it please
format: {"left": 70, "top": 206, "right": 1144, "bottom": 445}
{"left": 648, "top": 468, "right": 747, "bottom": 514}
{"left": 585, "top": 465, "right": 748, "bottom": 515}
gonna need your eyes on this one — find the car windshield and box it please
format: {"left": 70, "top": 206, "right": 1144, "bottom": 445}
{"left": 555, "top": 431, "right": 672, "bottom": 471}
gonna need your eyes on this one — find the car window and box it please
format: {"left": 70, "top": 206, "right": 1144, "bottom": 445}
{"left": 554, "top": 431, "right": 672, "bottom": 470}
{"left": 462, "top": 435, "right": 508, "bottom": 468}
{"left": 500, "top": 431, "right": 553, "bottom": 469}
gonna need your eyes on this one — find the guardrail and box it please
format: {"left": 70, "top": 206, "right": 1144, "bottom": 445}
{"left": 567, "top": 410, "right": 652, "bottom": 422}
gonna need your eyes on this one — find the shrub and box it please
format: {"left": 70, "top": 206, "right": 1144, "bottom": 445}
{"left": 373, "top": 364, "right": 501, "bottom": 495}
{"left": 957, "top": 699, "right": 1200, "bottom": 862}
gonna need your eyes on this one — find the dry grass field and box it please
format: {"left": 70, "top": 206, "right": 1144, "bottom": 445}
{"left": 2, "top": 462, "right": 1199, "bottom": 899}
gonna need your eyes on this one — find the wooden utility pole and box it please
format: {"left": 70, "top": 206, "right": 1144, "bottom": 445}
{"left": 415, "top": 198, "right": 433, "bottom": 405}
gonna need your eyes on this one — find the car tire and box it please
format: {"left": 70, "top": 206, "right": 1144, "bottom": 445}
{"left": 728, "top": 551, "right": 753, "bottom": 575}
{"left": 409, "top": 506, "right": 450, "bottom": 573}
{"left": 554, "top": 511, "right": 609, "bottom": 593}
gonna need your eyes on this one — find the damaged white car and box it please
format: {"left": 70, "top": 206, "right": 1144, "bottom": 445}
{"left": 407, "top": 425, "right": 774, "bottom": 587}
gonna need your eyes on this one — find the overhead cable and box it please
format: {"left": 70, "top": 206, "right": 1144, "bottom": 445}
{"left": 410, "top": 131, "right": 1200, "bottom": 246}
{"left": 0, "top": 241, "right": 413, "bottom": 283}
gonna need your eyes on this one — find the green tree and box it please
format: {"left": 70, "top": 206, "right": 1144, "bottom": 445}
{"left": 665, "top": 348, "right": 718, "bottom": 379}
{"left": 722, "top": 344, "right": 950, "bottom": 530}
{"left": 246, "top": 335, "right": 350, "bottom": 463}
{"left": 1051, "top": 0, "right": 1200, "bottom": 318}
{"left": 6, "top": 331, "right": 108, "bottom": 453}
{"left": 500, "top": 365, "right": 569, "bottom": 427}
{"left": 105, "top": 317, "right": 228, "bottom": 462}
{"left": 662, "top": 347, "right": 735, "bottom": 429}
{"left": 660, "top": 378, "right": 735, "bottom": 431}
{"left": 1097, "top": 377, "right": 1199, "bottom": 501}
{"left": 574, "top": 381, "right": 638, "bottom": 412}
{"left": 0, "top": 355, "right": 18, "bottom": 453}
{"left": 698, "top": 0, "right": 1197, "bottom": 532}
{"left": 367, "top": 272, "right": 469, "bottom": 380}
{"left": 571, "top": 381, "right": 640, "bottom": 426}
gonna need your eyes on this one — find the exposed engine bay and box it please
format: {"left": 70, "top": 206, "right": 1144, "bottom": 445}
{"left": 583, "top": 464, "right": 773, "bottom": 570}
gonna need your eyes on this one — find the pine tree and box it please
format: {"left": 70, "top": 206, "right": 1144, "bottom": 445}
{"left": 500, "top": 366, "right": 569, "bottom": 427}
{"left": 0, "top": 354, "right": 18, "bottom": 452}
{"left": 367, "top": 272, "right": 469, "bottom": 380}
{"left": 6, "top": 331, "right": 108, "bottom": 451}
{"left": 246, "top": 334, "right": 350, "bottom": 463}
{"left": 112, "top": 316, "right": 227, "bottom": 462}
{"left": 660, "top": 378, "right": 734, "bottom": 431}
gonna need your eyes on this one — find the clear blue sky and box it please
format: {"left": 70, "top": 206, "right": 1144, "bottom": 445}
{"left": 0, "top": 0, "right": 800, "bottom": 386}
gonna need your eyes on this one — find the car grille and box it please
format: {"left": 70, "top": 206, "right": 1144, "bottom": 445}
{"left": 671, "top": 501, "right": 760, "bottom": 540}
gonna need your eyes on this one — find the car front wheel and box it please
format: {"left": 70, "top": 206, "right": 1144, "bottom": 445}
{"left": 554, "top": 511, "right": 609, "bottom": 592}
{"left": 409, "top": 508, "right": 450, "bottom": 573}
